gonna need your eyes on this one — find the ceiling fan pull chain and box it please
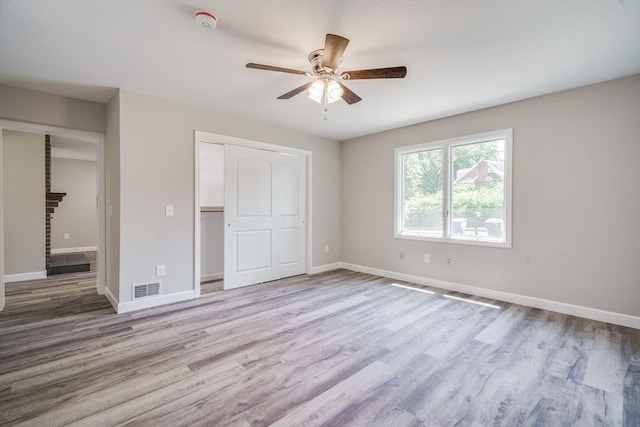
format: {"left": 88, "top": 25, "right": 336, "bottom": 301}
{"left": 323, "top": 79, "right": 329, "bottom": 120}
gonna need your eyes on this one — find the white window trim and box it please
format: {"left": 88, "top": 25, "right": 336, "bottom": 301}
{"left": 394, "top": 129, "right": 513, "bottom": 248}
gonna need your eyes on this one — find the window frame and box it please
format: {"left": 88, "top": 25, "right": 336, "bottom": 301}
{"left": 394, "top": 129, "right": 513, "bottom": 248}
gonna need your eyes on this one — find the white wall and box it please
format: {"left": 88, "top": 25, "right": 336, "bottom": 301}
{"left": 200, "top": 143, "right": 224, "bottom": 208}
{"left": 342, "top": 75, "right": 640, "bottom": 318}
{"left": 50, "top": 158, "right": 97, "bottom": 251}
{"left": 115, "top": 89, "right": 342, "bottom": 304}
{"left": 2, "top": 130, "right": 45, "bottom": 276}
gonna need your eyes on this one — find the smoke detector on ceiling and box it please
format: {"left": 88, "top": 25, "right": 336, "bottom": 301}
{"left": 195, "top": 11, "right": 217, "bottom": 30}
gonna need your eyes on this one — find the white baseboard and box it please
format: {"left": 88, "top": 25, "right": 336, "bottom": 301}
{"left": 105, "top": 285, "right": 198, "bottom": 314}
{"left": 340, "top": 262, "right": 640, "bottom": 330}
{"left": 115, "top": 290, "right": 196, "bottom": 314}
{"left": 4, "top": 271, "right": 47, "bottom": 283}
{"left": 51, "top": 246, "right": 97, "bottom": 254}
{"left": 104, "top": 286, "right": 118, "bottom": 312}
{"left": 308, "top": 262, "right": 342, "bottom": 275}
{"left": 201, "top": 272, "right": 223, "bottom": 282}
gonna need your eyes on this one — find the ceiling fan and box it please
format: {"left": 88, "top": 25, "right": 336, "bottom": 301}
{"left": 246, "top": 34, "right": 407, "bottom": 114}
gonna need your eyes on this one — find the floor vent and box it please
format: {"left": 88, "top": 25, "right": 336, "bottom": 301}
{"left": 133, "top": 282, "right": 161, "bottom": 299}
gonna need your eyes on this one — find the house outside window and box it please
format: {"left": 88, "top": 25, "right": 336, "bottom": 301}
{"left": 395, "top": 129, "right": 513, "bottom": 248}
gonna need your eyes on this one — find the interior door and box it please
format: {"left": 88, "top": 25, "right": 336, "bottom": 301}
{"left": 224, "top": 145, "right": 306, "bottom": 290}
{"left": 224, "top": 145, "right": 277, "bottom": 289}
{"left": 277, "top": 153, "right": 306, "bottom": 278}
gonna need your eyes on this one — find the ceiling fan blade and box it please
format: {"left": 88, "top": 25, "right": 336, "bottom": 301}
{"left": 277, "top": 82, "right": 313, "bottom": 100}
{"left": 246, "top": 63, "right": 309, "bottom": 75}
{"left": 342, "top": 66, "right": 407, "bottom": 80}
{"left": 322, "top": 34, "right": 350, "bottom": 71}
{"left": 337, "top": 81, "right": 362, "bottom": 105}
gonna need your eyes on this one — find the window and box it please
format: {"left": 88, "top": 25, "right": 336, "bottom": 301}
{"left": 395, "top": 129, "right": 512, "bottom": 247}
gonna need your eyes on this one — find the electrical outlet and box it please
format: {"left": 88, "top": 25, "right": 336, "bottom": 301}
{"left": 446, "top": 257, "right": 452, "bottom": 265}
{"left": 424, "top": 254, "right": 430, "bottom": 264}
{"left": 63, "top": 233, "right": 70, "bottom": 240}
{"left": 156, "top": 265, "right": 165, "bottom": 277}
{"left": 400, "top": 251, "right": 404, "bottom": 260}
{"left": 324, "top": 244, "right": 330, "bottom": 253}
{"left": 165, "top": 205, "right": 174, "bottom": 217}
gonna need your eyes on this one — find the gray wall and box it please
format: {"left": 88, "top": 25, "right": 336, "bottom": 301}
{"left": 342, "top": 75, "right": 640, "bottom": 317}
{"left": 50, "top": 158, "right": 97, "bottom": 250}
{"left": 2, "top": 130, "right": 45, "bottom": 275}
{"left": 200, "top": 212, "right": 224, "bottom": 280}
{"left": 115, "top": 89, "right": 342, "bottom": 303}
{"left": 0, "top": 84, "right": 106, "bottom": 133}
{"left": 4, "top": 77, "right": 636, "bottom": 319}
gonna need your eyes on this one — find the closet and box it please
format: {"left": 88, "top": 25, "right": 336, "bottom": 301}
{"left": 199, "top": 143, "right": 224, "bottom": 285}
{"left": 199, "top": 141, "right": 307, "bottom": 291}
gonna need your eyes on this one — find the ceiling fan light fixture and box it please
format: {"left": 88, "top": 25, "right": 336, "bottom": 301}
{"left": 308, "top": 79, "right": 342, "bottom": 104}
{"left": 326, "top": 80, "right": 343, "bottom": 102}
{"left": 307, "top": 79, "right": 324, "bottom": 103}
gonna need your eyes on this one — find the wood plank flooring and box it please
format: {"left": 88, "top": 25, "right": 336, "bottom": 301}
{"left": 1, "top": 265, "right": 638, "bottom": 426}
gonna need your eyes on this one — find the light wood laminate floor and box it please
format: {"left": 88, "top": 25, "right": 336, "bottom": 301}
{"left": 1, "top": 266, "right": 638, "bottom": 426}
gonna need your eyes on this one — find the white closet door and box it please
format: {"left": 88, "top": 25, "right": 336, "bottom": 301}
{"left": 224, "top": 145, "right": 306, "bottom": 290}
{"left": 224, "top": 145, "right": 278, "bottom": 289}
{"left": 277, "top": 153, "right": 306, "bottom": 278}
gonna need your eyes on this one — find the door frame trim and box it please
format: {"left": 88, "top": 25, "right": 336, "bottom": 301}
{"left": 194, "top": 130, "right": 312, "bottom": 297}
{"left": 0, "top": 120, "right": 106, "bottom": 308}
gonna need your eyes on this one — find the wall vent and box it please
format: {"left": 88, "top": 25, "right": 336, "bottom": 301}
{"left": 133, "top": 282, "right": 161, "bottom": 299}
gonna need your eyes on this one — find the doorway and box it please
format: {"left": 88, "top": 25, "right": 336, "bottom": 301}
{"left": 0, "top": 120, "right": 106, "bottom": 310}
{"left": 48, "top": 134, "right": 98, "bottom": 275}
{"left": 194, "top": 131, "right": 311, "bottom": 296}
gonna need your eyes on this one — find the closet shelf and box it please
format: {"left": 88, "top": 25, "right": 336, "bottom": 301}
{"left": 201, "top": 206, "right": 224, "bottom": 213}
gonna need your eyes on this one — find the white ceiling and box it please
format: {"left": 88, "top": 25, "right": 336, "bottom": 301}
{"left": 1, "top": 0, "right": 639, "bottom": 141}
